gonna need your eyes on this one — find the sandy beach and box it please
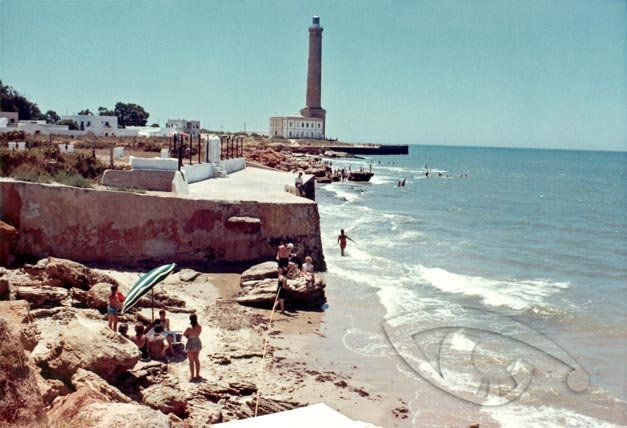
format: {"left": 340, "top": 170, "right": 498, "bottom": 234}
{"left": 98, "top": 267, "right": 409, "bottom": 426}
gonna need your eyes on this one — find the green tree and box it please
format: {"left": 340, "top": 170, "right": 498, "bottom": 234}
{"left": 114, "top": 102, "right": 149, "bottom": 127}
{"left": 97, "top": 106, "right": 115, "bottom": 116}
{"left": 58, "top": 119, "right": 79, "bottom": 130}
{"left": 45, "top": 110, "right": 60, "bottom": 124}
{"left": 0, "top": 80, "right": 45, "bottom": 120}
{"left": 77, "top": 109, "right": 93, "bottom": 115}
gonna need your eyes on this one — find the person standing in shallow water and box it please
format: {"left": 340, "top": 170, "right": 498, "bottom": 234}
{"left": 184, "top": 314, "right": 202, "bottom": 381}
{"left": 337, "top": 229, "right": 355, "bottom": 256}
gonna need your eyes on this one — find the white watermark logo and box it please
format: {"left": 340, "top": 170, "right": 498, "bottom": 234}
{"left": 382, "top": 306, "right": 589, "bottom": 406}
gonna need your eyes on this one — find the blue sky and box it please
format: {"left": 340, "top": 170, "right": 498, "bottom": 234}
{"left": 1, "top": 0, "right": 624, "bottom": 151}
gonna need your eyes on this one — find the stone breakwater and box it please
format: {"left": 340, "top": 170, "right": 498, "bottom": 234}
{"left": 0, "top": 179, "right": 325, "bottom": 271}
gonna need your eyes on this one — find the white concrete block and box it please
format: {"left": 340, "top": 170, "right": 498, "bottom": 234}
{"left": 17, "top": 142, "right": 26, "bottom": 151}
{"left": 130, "top": 156, "right": 179, "bottom": 171}
{"left": 160, "top": 148, "right": 170, "bottom": 158}
{"left": 58, "top": 143, "right": 67, "bottom": 153}
{"left": 113, "top": 147, "right": 124, "bottom": 159}
{"left": 67, "top": 144, "right": 75, "bottom": 153}
{"left": 8, "top": 142, "right": 17, "bottom": 151}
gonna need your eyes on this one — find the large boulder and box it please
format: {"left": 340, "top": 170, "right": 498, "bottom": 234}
{"left": 34, "top": 317, "right": 140, "bottom": 383}
{"left": 25, "top": 257, "right": 118, "bottom": 290}
{"left": 85, "top": 282, "right": 114, "bottom": 311}
{"left": 15, "top": 286, "right": 68, "bottom": 308}
{"left": 0, "top": 317, "right": 47, "bottom": 427}
{"left": 237, "top": 277, "right": 326, "bottom": 309}
{"left": 0, "top": 300, "right": 38, "bottom": 351}
{"left": 240, "top": 261, "right": 279, "bottom": 282}
{"left": 47, "top": 387, "right": 171, "bottom": 428}
{"left": 71, "top": 368, "right": 132, "bottom": 403}
{"left": 140, "top": 382, "right": 188, "bottom": 417}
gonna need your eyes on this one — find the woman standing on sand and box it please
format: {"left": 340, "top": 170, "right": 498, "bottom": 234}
{"left": 184, "top": 314, "right": 202, "bottom": 381}
{"left": 107, "top": 285, "right": 124, "bottom": 331}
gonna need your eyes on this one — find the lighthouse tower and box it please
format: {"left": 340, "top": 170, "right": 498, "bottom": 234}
{"left": 300, "top": 15, "right": 326, "bottom": 135}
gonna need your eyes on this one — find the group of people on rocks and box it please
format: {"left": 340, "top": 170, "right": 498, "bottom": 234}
{"left": 274, "top": 241, "right": 316, "bottom": 315}
{"left": 106, "top": 284, "right": 203, "bottom": 381}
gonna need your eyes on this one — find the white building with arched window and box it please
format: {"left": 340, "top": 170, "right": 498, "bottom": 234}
{"left": 269, "top": 115, "right": 324, "bottom": 139}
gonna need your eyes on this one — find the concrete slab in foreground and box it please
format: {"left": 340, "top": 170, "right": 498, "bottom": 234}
{"left": 188, "top": 167, "right": 314, "bottom": 203}
{"left": 214, "top": 403, "right": 378, "bottom": 427}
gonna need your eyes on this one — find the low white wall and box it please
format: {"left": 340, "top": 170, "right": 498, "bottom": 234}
{"left": 171, "top": 171, "right": 189, "bottom": 195}
{"left": 220, "top": 157, "right": 246, "bottom": 174}
{"left": 130, "top": 156, "right": 179, "bottom": 171}
{"left": 182, "top": 163, "right": 215, "bottom": 184}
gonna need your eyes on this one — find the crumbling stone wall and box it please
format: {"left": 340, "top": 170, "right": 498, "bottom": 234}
{"left": 0, "top": 179, "right": 325, "bottom": 270}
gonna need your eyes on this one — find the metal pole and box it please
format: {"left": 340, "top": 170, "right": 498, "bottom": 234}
{"left": 188, "top": 135, "right": 192, "bottom": 165}
{"left": 178, "top": 136, "right": 183, "bottom": 171}
{"left": 198, "top": 134, "right": 201, "bottom": 164}
{"left": 151, "top": 288, "right": 154, "bottom": 323}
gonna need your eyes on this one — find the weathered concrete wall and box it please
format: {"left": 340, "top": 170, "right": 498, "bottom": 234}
{"left": 101, "top": 170, "right": 177, "bottom": 192}
{"left": 0, "top": 179, "right": 325, "bottom": 270}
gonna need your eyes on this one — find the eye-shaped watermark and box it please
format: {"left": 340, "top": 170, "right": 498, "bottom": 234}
{"left": 382, "top": 306, "right": 589, "bottom": 406}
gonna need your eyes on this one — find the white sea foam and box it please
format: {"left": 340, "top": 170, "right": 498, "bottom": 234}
{"left": 411, "top": 265, "right": 570, "bottom": 311}
{"left": 447, "top": 330, "right": 477, "bottom": 352}
{"left": 341, "top": 328, "right": 395, "bottom": 357}
{"left": 321, "top": 184, "right": 362, "bottom": 202}
{"left": 482, "top": 404, "right": 619, "bottom": 428}
{"left": 369, "top": 175, "right": 395, "bottom": 185}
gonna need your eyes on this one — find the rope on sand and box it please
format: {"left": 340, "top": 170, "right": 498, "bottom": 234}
{"left": 254, "top": 287, "right": 281, "bottom": 417}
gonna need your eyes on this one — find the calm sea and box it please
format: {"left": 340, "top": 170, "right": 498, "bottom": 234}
{"left": 317, "top": 145, "right": 626, "bottom": 427}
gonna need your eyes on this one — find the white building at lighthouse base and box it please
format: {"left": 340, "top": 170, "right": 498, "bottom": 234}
{"left": 269, "top": 114, "right": 324, "bottom": 139}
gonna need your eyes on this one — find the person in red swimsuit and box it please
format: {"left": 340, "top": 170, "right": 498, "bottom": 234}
{"left": 337, "top": 229, "right": 355, "bottom": 256}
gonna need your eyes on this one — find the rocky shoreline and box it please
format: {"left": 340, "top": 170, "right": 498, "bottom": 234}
{"left": 0, "top": 258, "right": 399, "bottom": 427}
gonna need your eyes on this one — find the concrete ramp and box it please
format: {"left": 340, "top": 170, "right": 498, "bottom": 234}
{"left": 214, "top": 403, "right": 378, "bottom": 427}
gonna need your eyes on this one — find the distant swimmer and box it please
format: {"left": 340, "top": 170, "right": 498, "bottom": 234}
{"left": 397, "top": 179, "right": 402, "bottom": 187}
{"left": 402, "top": 178, "right": 407, "bottom": 186}
{"left": 337, "top": 229, "right": 355, "bottom": 257}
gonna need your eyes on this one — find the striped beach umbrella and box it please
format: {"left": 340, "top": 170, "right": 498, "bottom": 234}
{"left": 121, "top": 263, "right": 176, "bottom": 315}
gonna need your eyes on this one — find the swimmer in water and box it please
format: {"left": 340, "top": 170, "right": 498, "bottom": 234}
{"left": 337, "top": 229, "right": 355, "bottom": 257}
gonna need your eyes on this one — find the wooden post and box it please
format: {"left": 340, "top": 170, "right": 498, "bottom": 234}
{"left": 151, "top": 288, "right": 154, "bottom": 323}
{"left": 109, "top": 143, "right": 114, "bottom": 168}
{"left": 198, "top": 134, "right": 201, "bottom": 164}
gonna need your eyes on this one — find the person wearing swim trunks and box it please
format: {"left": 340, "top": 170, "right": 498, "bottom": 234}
{"left": 184, "top": 314, "right": 202, "bottom": 381}
{"left": 276, "top": 241, "right": 290, "bottom": 272}
{"left": 337, "top": 229, "right": 355, "bottom": 257}
{"left": 273, "top": 269, "right": 288, "bottom": 315}
{"left": 107, "top": 284, "right": 124, "bottom": 331}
